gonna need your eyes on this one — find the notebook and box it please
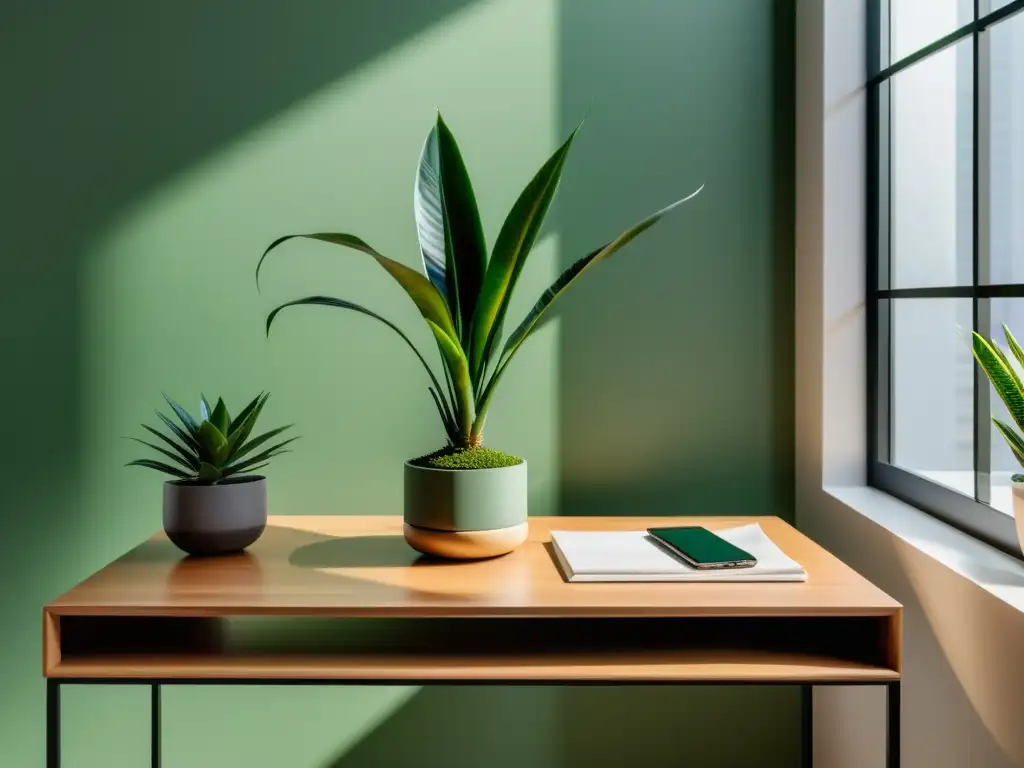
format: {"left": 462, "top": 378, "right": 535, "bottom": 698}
{"left": 549, "top": 523, "right": 807, "bottom": 583}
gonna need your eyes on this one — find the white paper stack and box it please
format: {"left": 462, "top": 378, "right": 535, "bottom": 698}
{"left": 549, "top": 524, "right": 807, "bottom": 583}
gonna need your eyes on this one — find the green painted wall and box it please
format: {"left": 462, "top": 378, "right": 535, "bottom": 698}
{"left": 0, "top": 0, "right": 794, "bottom": 765}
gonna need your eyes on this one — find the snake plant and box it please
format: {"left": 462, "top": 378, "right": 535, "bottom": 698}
{"left": 128, "top": 393, "right": 296, "bottom": 483}
{"left": 259, "top": 114, "right": 702, "bottom": 450}
{"left": 971, "top": 325, "right": 1024, "bottom": 480}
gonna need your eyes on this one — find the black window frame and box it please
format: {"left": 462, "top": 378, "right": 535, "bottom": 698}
{"left": 868, "top": 0, "right": 1024, "bottom": 557}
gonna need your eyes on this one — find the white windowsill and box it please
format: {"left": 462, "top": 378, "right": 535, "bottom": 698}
{"left": 824, "top": 484, "right": 1024, "bottom": 616}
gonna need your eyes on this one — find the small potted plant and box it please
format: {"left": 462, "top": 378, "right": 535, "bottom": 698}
{"left": 971, "top": 325, "right": 1024, "bottom": 552}
{"left": 259, "top": 114, "right": 701, "bottom": 559}
{"left": 128, "top": 393, "right": 296, "bottom": 556}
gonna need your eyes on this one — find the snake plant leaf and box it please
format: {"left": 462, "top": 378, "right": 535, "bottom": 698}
{"left": 257, "top": 233, "right": 458, "bottom": 343}
{"left": 232, "top": 424, "right": 294, "bottom": 463}
{"left": 427, "top": 319, "right": 474, "bottom": 438}
{"left": 415, "top": 114, "right": 488, "bottom": 343}
{"left": 141, "top": 424, "right": 200, "bottom": 468}
{"left": 127, "top": 437, "right": 196, "bottom": 472}
{"left": 468, "top": 124, "right": 581, "bottom": 383}
{"left": 472, "top": 187, "right": 705, "bottom": 432}
{"left": 200, "top": 396, "right": 212, "bottom": 421}
{"left": 163, "top": 394, "right": 200, "bottom": 436}
{"left": 210, "top": 398, "right": 231, "bottom": 436}
{"left": 156, "top": 411, "right": 201, "bottom": 451}
{"left": 993, "top": 417, "right": 1024, "bottom": 468}
{"left": 972, "top": 331, "right": 1024, "bottom": 431}
{"left": 197, "top": 421, "right": 231, "bottom": 466}
{"left": 226, "top": 393, "right": 269, "bottom": 459}
{"left": 266, "top": 295, "right": 452, "bottom": 417}
{"left": 1003, "top": 324, "right": 1024, "bottom": 372}
{"left": 228, "top": 392, "right": 265, "bottom": 437}
{"left": 126, "top": 459, "right": 190, "bottom": 479}
{"left": 197, "top": 462, "right": 223, "bottom": 483}
{"left": 991, "top": 343, "right": 1024, "bottom": 393}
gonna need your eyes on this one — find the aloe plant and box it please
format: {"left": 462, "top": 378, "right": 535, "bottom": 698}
{"left": 971, "top": 325, "right": 1024, "bottom": 480}
{"left": 259, "top": 115, "right": 702, "bottom": 450}
{"left": 128, "top": 393, "right": 296, "bottom": 484}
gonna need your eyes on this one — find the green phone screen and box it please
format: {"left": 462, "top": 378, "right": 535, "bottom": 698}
{"left": 647, "top": 526, "right": 755, "bottom": 566}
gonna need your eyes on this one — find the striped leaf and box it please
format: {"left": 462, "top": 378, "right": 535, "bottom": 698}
{"left": 993, "top": 417, "right": 1024, "bottom": 468}
{"left": 1003, "top": 324, "right": 1024, "bottom": 371}
{"left": 972, "top": 331, "right": 1024, "bottom": 432}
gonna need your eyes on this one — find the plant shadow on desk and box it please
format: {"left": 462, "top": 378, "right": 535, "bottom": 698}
{"left": 289, "top": 535, "right": 450, "bottom": 569}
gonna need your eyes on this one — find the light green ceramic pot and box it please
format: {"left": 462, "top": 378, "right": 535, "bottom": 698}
{"left": 403, "top": 461, "right": 528, "bottom": 559}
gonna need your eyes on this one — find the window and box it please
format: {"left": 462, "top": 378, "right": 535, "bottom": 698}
{"left": 869, "top": 0, "right": 1024, "bottom": 555}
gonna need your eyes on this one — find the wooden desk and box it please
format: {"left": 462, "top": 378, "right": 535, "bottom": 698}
{"left": 44, "top": 516, "right": 902, "bottom": 766}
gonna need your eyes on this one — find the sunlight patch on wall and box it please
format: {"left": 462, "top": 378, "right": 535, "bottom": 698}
{"left": 74, "top": 0, "right": 557, "bottom": 765}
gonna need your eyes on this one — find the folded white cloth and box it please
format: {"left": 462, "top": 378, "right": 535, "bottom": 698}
{"left": 550, "top": 523, "right": 807, "bottom": 583}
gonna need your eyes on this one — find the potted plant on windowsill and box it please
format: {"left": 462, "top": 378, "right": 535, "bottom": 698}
{"left": 258, "top": 114, "right": 702, "bottom": 559}
{"left": 128, "top": 393, "right": 296, "bottom": 556}
{"left": 971, "top": 325, "right": 1024, "bottom": 553}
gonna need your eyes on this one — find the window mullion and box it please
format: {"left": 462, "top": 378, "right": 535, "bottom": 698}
{"left": 973, "top": 5, "right": 992, "bottom": 504}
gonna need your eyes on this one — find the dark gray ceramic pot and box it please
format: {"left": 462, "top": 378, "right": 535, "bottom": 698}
{"left": 163, "top": 476, "right": 267, "bottom": 557}
{"left": 403, "top": 461, "right": 528, "bottom": 559}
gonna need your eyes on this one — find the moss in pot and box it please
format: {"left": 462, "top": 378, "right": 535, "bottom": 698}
{"left": 259, "top": 113, "right": 703, "bottom": 559}
{"left": 128, "top": 393, "right": 296, "bottom": 556}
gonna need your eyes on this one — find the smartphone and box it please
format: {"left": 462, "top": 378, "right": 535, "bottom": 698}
{"left": 646, "top": 526, "right": 757, "bottom": 570}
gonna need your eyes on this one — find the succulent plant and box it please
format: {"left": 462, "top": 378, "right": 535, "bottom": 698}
{"left": 971, "top": 325, "right": 1024, "bottom": 482}
{"left": 128, "top": 393, "right": 295, "bottom": 484}
{"left": 258, "top": 114, "right": 702, "bottom": 452}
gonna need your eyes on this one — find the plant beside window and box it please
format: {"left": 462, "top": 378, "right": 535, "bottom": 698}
{"left": 129, "top": 393, "right": 295, "bottom": 556}
{"left": 970, "top": 325, "right": 1024, "bottom": 553}
{"left": 258, "top": 114, "right": 701, "bottom": 558}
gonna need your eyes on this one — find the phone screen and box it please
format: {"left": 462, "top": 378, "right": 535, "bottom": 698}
{"left": 646, "top": 526, "right": 756, "bottom": 568}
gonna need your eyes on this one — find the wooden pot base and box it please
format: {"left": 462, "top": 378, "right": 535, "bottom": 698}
{"left": 404, "top": 522, "right": 528, "bottom": 560}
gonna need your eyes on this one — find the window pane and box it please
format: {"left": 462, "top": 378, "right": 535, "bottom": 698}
{"left": 892, "top": 299, "right": 974, "bottom": 496}
{"left": 891, "top": 0, "right": 973, "bottom": 63}
{"left": 988, "top": 300, "right": 1024, "bottom": 515}
{"left": 986, "top": 11, "right": 1024, "bottom": 284}
{"left": 891, "top": 38, "right": 974, "bottom": 288}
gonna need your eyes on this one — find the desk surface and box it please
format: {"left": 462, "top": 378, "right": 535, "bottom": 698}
{"left": 44, "top": 516, "right": 901, "bottom": 682}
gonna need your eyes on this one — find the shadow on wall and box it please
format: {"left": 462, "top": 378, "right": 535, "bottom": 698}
{"left": 1, "top": 0, "right": 477, "bottom": 522}
{"left": 556, "top": 0, "right": 795, "bottom": 520}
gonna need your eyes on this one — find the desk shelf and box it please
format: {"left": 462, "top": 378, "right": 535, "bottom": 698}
{"left": 44, "top": 516, "right": 902, "bottom": 685}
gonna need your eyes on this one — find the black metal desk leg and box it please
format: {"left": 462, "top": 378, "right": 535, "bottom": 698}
{"left": 46, "top": 680, "right": 60, "bottom": 768}
{"left": 151, "top": 684, "right": 161, "bottom": 768}
{"left": 887, "top": 681, "right": 901, "bottom": 768}
{"left": 801, "top": 685, "right": 813, "bottom": 767}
